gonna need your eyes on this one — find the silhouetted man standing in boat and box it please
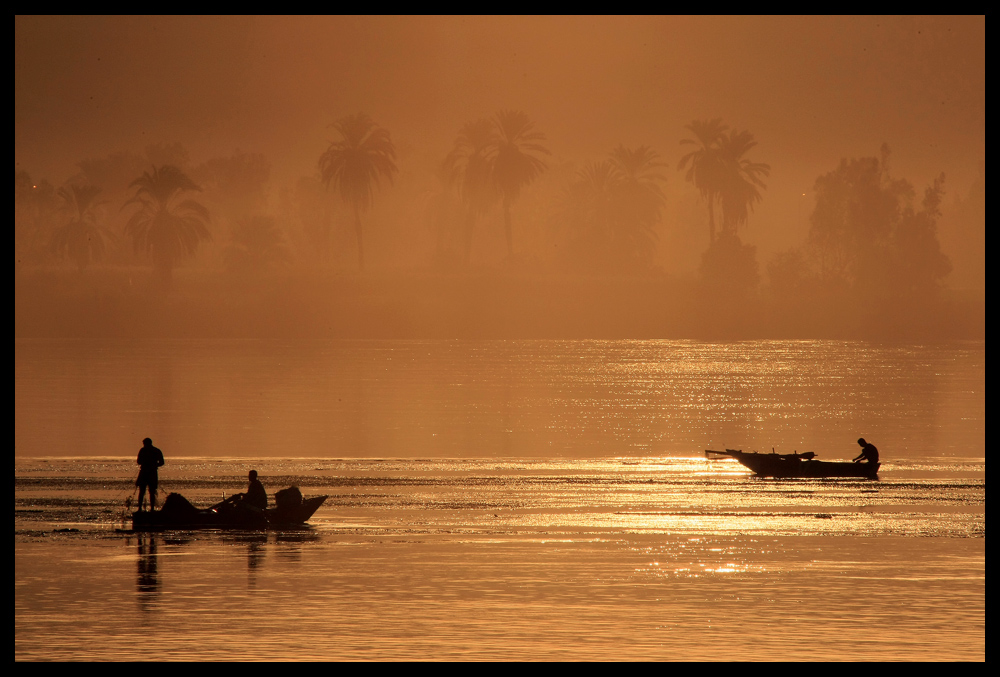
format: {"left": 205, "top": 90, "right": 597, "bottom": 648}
{"left": 136, "top": 438, "right": 165, "bottom": 511}
{"left": 853, "top": 438, "right": 879, "bottom": 464}
{"left": 243, "top": 470, "right": 268, "bottom": 510}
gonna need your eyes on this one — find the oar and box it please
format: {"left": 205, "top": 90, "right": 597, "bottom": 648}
{"left": 209, "top": 492, "right": 244, "bottom": 511}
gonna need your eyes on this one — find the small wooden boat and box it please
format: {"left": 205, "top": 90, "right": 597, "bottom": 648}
{"left": 705, "top": 449, "right": 879, "bottom": 479}
{"left": 132, "top": 487, "right": 327, "bottom": 530}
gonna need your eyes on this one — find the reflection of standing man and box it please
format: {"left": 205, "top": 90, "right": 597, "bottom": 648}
{"left": 136, "top": 534, "right": 159, "bottom": 599}
{"left": 136, "top": 438, "right": 165, "bottom": 511}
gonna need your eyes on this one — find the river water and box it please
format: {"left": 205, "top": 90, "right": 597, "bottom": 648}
{"left": 15, "top": 339, "right": 985, "bottom": 661}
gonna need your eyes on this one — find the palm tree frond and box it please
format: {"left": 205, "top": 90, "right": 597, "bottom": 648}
{"left": 123, "top": 165, "right": 211, "bottom": 278}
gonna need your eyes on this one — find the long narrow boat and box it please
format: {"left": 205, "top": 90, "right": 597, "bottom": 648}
{"left": 706, "top": 449, "right": 880, "bottom": 479}
{"left": 131, "top": 488, "right": 328, "bottom": 530}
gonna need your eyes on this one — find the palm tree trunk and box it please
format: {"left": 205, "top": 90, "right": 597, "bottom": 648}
{"left": 354, "top": 206, "right": 365, "bottom": 271}
{"left": 503, "top": 197, "right": 513, "bottom": 258}
{"left": 464, "top": 208, "right": 476, "bottom": 265}
{"left": 708, "top": 197, "right": 717, "bottom": 244}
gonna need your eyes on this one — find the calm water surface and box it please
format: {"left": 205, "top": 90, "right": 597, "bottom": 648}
{"left": 15, "top": 340, "right": 985, "bottom": 660}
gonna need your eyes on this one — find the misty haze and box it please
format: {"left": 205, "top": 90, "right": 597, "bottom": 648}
{"left": 14, "top": 16, "right": 984, "bottom": 340}
{"left": 16, "top": 16, "right": 984, "bottom": 662}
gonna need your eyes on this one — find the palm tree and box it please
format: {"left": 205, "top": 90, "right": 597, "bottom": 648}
{"left": 609, "top": 145, "right": 666, "bottom": 267}
{"left": 442, "top": 118, "right": 499, "bottom": 263}
{"left": 678, "top": 119, "right": 728, "bottom": 243}
{"left": 50, "top": 184, "right": 114, "bottom": 272}
{"left": 716, "top": 130, "right": 770, "bottom": 236}
{"left": 490, "top": 110, "right": 550, "bottom": 258}
{"left": 559, "top": 159, "right": 618, "bottom": 263}
{"left": 123, "top": 165, "right": 211, "bottom": 282}
{"left": 611, "top": 145, "right": 668, "bottom": 191}
{"left": 560, "top": 146, "right": 666, "bottom": 272}
{"left": 566, "top": 159, "right": 618, "bottom": 235}
{"left": 318, "top": 113, "right": 398, "bottom": 271}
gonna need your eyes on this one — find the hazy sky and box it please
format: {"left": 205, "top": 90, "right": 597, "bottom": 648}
{"left": 15, "top": 15, "right": 985, "bottom": 253}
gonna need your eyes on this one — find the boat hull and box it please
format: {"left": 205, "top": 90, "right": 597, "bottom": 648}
{"left": 132, "top": 493, "right": 327, "bottom": 530}
{"left": 721, "top": 450, "right": 880, "bottom": 479}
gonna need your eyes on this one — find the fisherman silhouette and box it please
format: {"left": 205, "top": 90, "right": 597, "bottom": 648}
{"left": 136, "top": 438, "right": 165, "bottom": 511}
{"left": 853, "top": 438, "right": 879, "bottom": 464}
{"left": 243, "top": 470, "right": 268, "bottom": 510}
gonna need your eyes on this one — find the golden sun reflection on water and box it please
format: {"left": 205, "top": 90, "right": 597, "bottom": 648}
{"left": 16, "top": 339, "right": 985, "bottom": 460}
{"left": 15, "top": 339, "right": 985, "bottom": 659}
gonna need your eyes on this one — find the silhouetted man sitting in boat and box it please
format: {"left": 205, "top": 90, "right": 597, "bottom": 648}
{"left": 853, "top": 438, "right": 879, "bottom": 464}
{"left": 136, "top": 438, "right": 165, "bottom": 511}
{"left": 242, "top": 470, "right": 268, "bottom": 510}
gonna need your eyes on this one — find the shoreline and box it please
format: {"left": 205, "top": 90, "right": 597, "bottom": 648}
{"left": 16, "top": 267, "right": 985, "bottom": 341}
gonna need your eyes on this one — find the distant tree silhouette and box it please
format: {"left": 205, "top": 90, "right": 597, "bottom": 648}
{"left": 319, "top": 113, "right": 398, "bottom": 271}
{"left": 717, "top": 130, "right": 770, "bottom": 236}
{"left": 936, "top": 163, "right": 984, "bottom": 291}
{"left": 678, "top": 119, "right": 728, "bottom": 243}
{"left": 560, "top": 146, "right": 666, "bottom": 272}
{"left": 766, "top": 248, "right": 817, "bottom": 301}
{"left": 72, "top": 147, "right": 187, "bottom": 263}
{"left": 15, "top": 171, "right": 60, "bottom": 268}
{"left": 123, "top": 165, "right": 211, "bottom": 282}
{"left": 700, "top": 232, "right": 760, "bottom": 300}
{"left": 808, "top": 144, "right": 950, "bottom": 300}
{"left": 223, "top": 215, "right": 291, "bottom": 275}
{"left": 679, "top": 120, "right": 770, "bottom": 242}
{"left": 442, "top": 118, "right": 500, "bottom": 264}
{"left": 559, "top": 159, "right": 618, "bottom": 271}
{"left": 609, "top": 145, "right": 666, "bottom": 268}
{"left": 889, "top": 174, "right": 952, "bottom": 298}
{"left": 490, "top": 110, "right": 550, "bottom": 259}
{"left": 50, "top": 185, "right": 114, "bottom": 272}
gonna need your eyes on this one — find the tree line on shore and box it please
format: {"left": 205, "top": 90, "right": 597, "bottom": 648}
{"left": 15, "top": 112, "right": 965, "bottom": 317}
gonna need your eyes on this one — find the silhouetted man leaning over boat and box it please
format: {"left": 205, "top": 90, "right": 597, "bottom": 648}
{"left": 853, "top": 438, "right": 879, "bottom": 464}
{"left": 136, "top": 437, "right": 165, "bottom": 511}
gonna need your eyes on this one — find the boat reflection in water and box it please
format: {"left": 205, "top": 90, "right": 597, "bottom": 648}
{"left": 707, "top": 448, "right": 880, "bottom": 479}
